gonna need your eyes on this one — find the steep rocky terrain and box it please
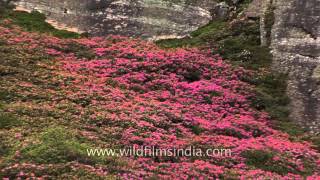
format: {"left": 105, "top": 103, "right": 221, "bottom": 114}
{"left": 271, "top": 0, "right": 320, "bottom": 133}
{"left": 156, "top": 0, "right": 320, "bottom": 134}
{"left": 15, "top": 0, "right": 216, "bottom": 40}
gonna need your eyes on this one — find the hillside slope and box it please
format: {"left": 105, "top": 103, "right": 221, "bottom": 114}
{"left": 0, "top": 17, "right": 320, "bottom": 179}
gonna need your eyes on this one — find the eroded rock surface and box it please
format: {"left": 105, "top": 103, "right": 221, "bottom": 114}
{"left": 15, "top": 0, "right": 216, "bottom": 40}
{"left": 271, "top": 0, "right": 320, "bottom": 133}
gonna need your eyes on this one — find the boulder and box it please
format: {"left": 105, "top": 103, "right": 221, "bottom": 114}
{"left": 211, "top": 2, "right": 230, "bottom": 20}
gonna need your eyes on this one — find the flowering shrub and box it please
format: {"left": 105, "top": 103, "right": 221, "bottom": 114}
{"left": 0, "top": 21, "right": 319, "bottom": 179}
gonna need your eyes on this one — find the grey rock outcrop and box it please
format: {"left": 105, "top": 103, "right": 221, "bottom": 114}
{"left": 15, "top": 0, "right": 216, "bottom": 40}
{"left": 211, "top": 2, "right": 230, "bottom": 20}
{"left": 271, "top": 0, "right": 320, "bottom": 133}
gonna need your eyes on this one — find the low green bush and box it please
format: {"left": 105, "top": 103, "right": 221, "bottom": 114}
{"left": 242, "top": 150, "right": 293, "bottom": 175}
{"left": 0, "top": 113, "right": 22, "bottom": 129}
{"left": 21, "top": 127, "right": 93, "bottom": 164}
{"left": 3, "top": 10, "right": 81, "bottom": 38}
{"left": 242, "top": 149, "right": 316, "bottom": 176}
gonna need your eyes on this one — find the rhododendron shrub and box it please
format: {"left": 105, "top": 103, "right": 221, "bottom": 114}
{"left": 0, "top": 22, "right": 319, "bottom": 179}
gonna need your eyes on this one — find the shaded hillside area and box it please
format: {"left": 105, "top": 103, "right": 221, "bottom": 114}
{"left": 0, "top": 4, "right": 320, "bottom": 179}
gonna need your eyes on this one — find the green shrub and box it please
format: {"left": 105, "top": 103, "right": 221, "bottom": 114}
{"left": 21, "top": 127, "right": 93, "bottom": 164}
{"left": 191, "top": 125, "right": 205, "bottom": 135}
{"left": 242, "top": 150, "right": 294, "bottom": 175}
{"left": 0, "top": 135, "right": 11, "bottom": 156}
{"left": 216, "top": 128, "right": 245, "bottom": 138}
{"left": 311, "top": 136, "right": 320, "bottom": 151}
{"left": 156, "top": 37, "right": 199, "bottom": 48}
{"left": 156, "top": 20, "right": 227, "bottom": 48}
{"left": 72, "top": 96, "right": 92, "bottom": 108}
{"left": 242, "top": 150, "right": 274, "bottom": 165}
{"left": 246, "top": 73, "right": 306, "bottom": 136}
{"left": 183, "top": 70, "right": 201, "bottom": 82}
{"left": 52, "top": 42, "right": 95, "bottom": 59}
{"left": 65, "top": 43, "right": 96, "bottom": 59}
{"left": 0, "top": 90, "right": 11, "bottom": 101}
{"left": 157, "top": 19, "right": 267, "bottom": 70}
{"left": 191, "top": 20, "right": 226, "bottom": 37}
{"left": 0, "top": 39, "right": 6, "bottom": 46}
{"left": 0, "top": 89, "right": 17, "bottom": 102}
{"left": 242, "top": 149, "right": 316, "bottom": 176}
{"left": 4, "top": 10, "right": 80, "bottom": 38}
{"left": 0, "top": 113, "right": 21, "bottom": 129}
{"left": 274, "top": 121, "right": 306, "bottom": 137}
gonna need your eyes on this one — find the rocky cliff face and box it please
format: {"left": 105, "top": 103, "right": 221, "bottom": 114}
{"left": 271, "top": 0, "right": 320, "bottom": 133}
{"left": 15, "top": 0, "right": 216, "bottom": 40}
